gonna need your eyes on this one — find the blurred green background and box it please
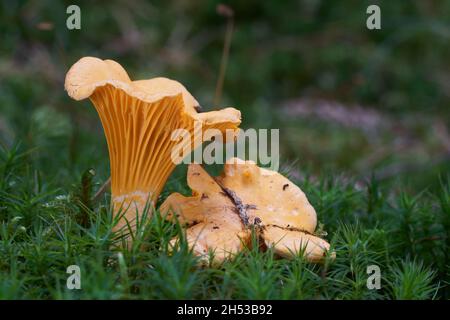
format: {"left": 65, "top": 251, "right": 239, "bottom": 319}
{"left": 0, "top": 0, "right": 449, "bottom": 194}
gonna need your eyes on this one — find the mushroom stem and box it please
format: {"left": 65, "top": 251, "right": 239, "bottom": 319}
{"left": 90, "top": 89, "right": 184, "bottom": 232}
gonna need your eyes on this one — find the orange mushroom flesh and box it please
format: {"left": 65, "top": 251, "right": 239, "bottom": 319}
{"left": 65, "top": 57, "right": 240, "bottom": 235}
{"left": 161, "top": 163, "right": 250, "bottom": 263}
{"left": 161, "top": 158, "right": 334, "bottom": 264}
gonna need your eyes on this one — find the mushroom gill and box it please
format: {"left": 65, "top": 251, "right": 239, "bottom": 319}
{"left": 65, "top": 57, "right": 241, "bottom": 235}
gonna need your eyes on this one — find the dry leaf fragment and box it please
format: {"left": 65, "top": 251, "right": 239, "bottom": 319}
{"left": 161, "top": 158, "right": 334, "bottom": 264}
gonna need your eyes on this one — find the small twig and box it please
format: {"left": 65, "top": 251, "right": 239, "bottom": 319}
{"left": 213, "top": 4, "right": 234, "bottom": 107}
{"left": 221, "top": 186, "right": 250, "bottom": 226}
{"left": 265, "top": 223, "right": 315, "bottom": 236}
{"left": 210, "top": 173, "right": 257, "bottom": 228}
{"left": 413, "top": 235, "right": 445, "bottom": 244}
{"left": 93, "top": 176, "right": 111, "bottom": 203}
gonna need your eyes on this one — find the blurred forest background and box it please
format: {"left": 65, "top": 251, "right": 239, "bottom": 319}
{"left": 1, "top": 0, "right": 449, "bottom": 194}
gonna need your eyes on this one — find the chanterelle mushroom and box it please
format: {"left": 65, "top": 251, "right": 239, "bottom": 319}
{"left": 161, "top": 158, "right": 334, "bottom": 264}
{"left": 65, "top": 57, "right": 240, "bottom": 235}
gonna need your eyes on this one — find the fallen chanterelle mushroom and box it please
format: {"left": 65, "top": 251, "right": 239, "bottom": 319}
{"left": 65, "top": 57, "right": 240, "bottom": 235}
{"left": 161, "top": 158, "right": 334, "bottom": 264}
